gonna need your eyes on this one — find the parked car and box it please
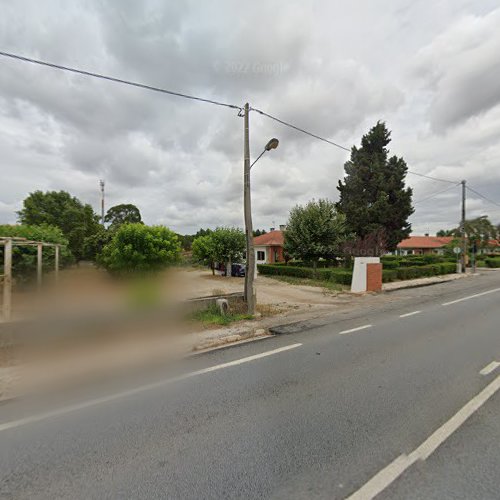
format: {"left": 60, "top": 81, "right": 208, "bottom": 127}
{"left": 231, "top": 263, "right": 246, "bottom": 277}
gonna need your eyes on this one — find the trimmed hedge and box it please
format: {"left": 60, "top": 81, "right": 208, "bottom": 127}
{"left": 258, "top": 261, "right": 457, "bottom": 284}
{"left": 485, "top": 258, "right": 500, "bottom": 268}
{"left": 257, "top": 264, "right": 353, "bottom": 284}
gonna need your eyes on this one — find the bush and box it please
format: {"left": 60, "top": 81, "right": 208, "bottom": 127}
{"left": 257, "top": 264, "right": 353, "bottom": 284}
{"left": 382, "top": 269, "right": 398, "bottom": 282}
{"left": 476, "top": 260, "right": 486, "bottom": 268}
{"left": 485, "top": 258, "right": 500, "bottom": 268}
{"left": 396, "top": 263, "right": 456, "bottom": 280}
{"left": 0, "top": 224, "right": 73, "bottom": 283}
{"left": 98, "top": 223, "right": 181, "bottom": 275}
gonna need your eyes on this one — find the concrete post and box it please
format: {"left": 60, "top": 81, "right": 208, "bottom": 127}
{"left": 3, "top": 239, "right": 12, "bottom": 320}
{"left": 37, "top": 243, "right": 43, "bottom": 291}
{"left": 55, "top": 245, "right": 60, "bottom": 283}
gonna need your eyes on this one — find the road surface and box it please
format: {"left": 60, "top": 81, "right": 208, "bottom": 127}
{"left": 1, "top": 271, "right": 499, "bottom": 499}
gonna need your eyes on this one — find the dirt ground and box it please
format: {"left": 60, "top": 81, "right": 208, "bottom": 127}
{"left": 171, "top": 267, "right": 352, "bottom": 309}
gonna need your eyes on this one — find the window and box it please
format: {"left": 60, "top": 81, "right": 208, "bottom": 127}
{"left": 257, "top": 251, "right": 265, "bottom": 261}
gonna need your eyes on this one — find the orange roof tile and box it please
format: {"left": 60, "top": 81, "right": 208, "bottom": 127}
{"left": 397, "top": 236, "right": 453, "bottom": 249}
{"left": 253, "top": 230, "right": 284, "bottom": 246}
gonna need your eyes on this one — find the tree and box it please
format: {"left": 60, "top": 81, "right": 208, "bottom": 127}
{"left": 18, "top": 190, "right": 101, "bottom": 260}
{"left": 104, "top": 204, "right": 142, "bottom": 229}
{"left": 337, "top": 122, "right": 413, "bottom": 252}
{"left": 211, "top": 227, "right": 246, "bottom": 276}
{"left": 98, "top": 223, "right": 181, "bottom": 274}
{"left": 284, "top": 199, "right": 349, "bottom": 268}
{"left": 437, "top": 229, "right": 455, "bottom": 237}
{"left": 192, "top": 234, "right": 216, "bottom": 274}
{"left": 253, "top": 229, "right": 267, "bottom": 237}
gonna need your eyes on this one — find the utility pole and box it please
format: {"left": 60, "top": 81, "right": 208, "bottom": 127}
{"left": 243, "top": 102, "right": 256, "bottom": 314}
{"left": 461, "top": 179, "right": 467, "bottom": 273}
{"left": 99, "top": 179, "right": 105, "bottom": 225}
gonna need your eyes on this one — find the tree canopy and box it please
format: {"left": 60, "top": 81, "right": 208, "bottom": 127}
{"left": 104, "top": 204, "right": 142, "bottom": 229}
{"left": 284, "top": 198, "right": 349, "bottom": 265}
{"left": 98, "top": 223, "right": 181, "bottom": 274}
{"left": 18, "top": 190, "right": 101, "bottom": 260}
{"left": 337, "top": 122, "right": 413, "bottom": 252}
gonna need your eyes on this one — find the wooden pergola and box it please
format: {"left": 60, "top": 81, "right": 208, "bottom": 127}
{"left": 1, "top": 237, "right": 61, "bottom": 321}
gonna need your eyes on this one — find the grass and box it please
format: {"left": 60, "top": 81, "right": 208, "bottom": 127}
{"left": 190, "top": 304, "right": 253, "bottom": 326}
{"left": 267, "top": 275, "right": 347, "bottom": 292}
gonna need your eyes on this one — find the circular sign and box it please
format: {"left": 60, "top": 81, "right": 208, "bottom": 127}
{"left": 453, "top": 247, "right": 461, "bottom": 254}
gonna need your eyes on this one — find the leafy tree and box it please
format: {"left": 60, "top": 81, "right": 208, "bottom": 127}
{"left": 437, "top": 229, "right": 455, "bottom": 237}
{"left": 104, "top": 204, "right": 142, "bottom": 229}
{"left": 211, "top": 227, "right": 246, "bottom": 275}
{"left": 253, "top": 229, "right": 267, "bottom": 237}
{"left": 82, "top": 226, "right": 112, "bottom": 260}
{"left": 284, "top": 199, "right": 349, "bottom": 268}
{"left": 192, "top": 234, "right": 216, "bottom": 273}
{"left": 337, "top": 122, "right": 413, "bottom": 252}
{"left": 463, "top": 216, "right": 498, "bottom": 246}
{"left": 18, "top": 190, "right": 101, "bottom": 260}
{"left": 98, "top": 223, "right": 181, "bottom": 274}
{"left": 0, "top": 224, "right": 73, "bottom": 283}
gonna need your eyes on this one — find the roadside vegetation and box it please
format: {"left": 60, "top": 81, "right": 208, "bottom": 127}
{"left": 190, "top": 304, "right": 253, "bottom": 326}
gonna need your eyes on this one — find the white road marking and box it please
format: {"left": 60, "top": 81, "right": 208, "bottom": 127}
{"left": 480, "top": 361, "right": 500, "bottom": 376}
{"left": 339, "top": 324, "right": 372, "bottom": 335}
{"left": 0, "top": 343, "right": 302, "bottom": 433}
{"left": 346, "top": 373, "right": 500, "bottom": 500}
{"left": 442, "top": 287, "right": 500, "bottom": 306}
{"left": 399, "top": 310, "right": 422, "bottom": 318}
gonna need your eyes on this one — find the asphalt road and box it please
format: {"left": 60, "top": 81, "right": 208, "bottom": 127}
{"left": 1, "top": 271, "right": 500, "bottom": 499}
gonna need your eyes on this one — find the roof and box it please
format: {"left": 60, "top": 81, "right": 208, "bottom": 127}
{"left": 397, "top": 236, "right": 453, "bottom": 249}
{"left": 254, "top": 230, "right": 284, "bottom": 246}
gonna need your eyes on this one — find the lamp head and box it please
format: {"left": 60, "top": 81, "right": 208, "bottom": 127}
{"left": 265, "top": 138, "right": 279, "bottom": 151}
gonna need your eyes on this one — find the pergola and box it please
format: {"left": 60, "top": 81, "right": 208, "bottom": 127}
{"left": 1, "top": 236, "right": 61, "bottom": 321}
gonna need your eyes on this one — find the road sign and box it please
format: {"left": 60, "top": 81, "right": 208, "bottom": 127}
{"left": 453, "top": 247, "right": 461, "bottom": 254}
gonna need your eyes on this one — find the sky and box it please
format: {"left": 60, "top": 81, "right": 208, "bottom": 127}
{"left": 1, "top": 0, "right": 500, "bottom": 235}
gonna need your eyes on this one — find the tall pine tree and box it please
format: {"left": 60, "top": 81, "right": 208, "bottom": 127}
{"left": 337, "top": 122, "right": 413, "bottom": 252}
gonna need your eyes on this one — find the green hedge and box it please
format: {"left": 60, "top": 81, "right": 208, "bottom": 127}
{"left": 485, "top": 258, "right": 500, "bottom": 268}
{"left": 258, "top": 261, "right": 457, "bottom": 284}
{"left": 257, "top": 264, "right": 353, "bottom": 284}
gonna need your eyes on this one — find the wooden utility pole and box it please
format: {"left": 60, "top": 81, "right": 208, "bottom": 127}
{"left": 243, "top": 102, "right": 256, "bottom": 314}
{"left": 3, "top": 238, "right": 12, "bottom": 320}
{"left": 461, "top": 180, "right": 467, "bottom": 273}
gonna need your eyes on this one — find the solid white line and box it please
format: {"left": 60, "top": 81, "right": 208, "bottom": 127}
{"left": 442, "top": 287, "right": 500, "bottom": 306}
{"left": 346, "top": 373, "right": 500, "bottom": 500}
{"left": 480, "top": 361, "right": 500, "bottom": 376}
{"left": 399, "top": 310, "right": 422, "bottom": 318}
{"left": 338, "top": 324, "right": 372, "bottom": 335}
{"left": 0, "top": 343, "right": 302, "bottom": 433}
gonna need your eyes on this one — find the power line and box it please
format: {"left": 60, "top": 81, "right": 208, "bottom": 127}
{"left": 250, "top": 107, "right": 351, "bottom": 152}
{"left": 250, "top": 106, "right": 460, "bottom": 185}
{"left": 0, "top": 50, "right": 243, "bottom": 111}
{"left": 413, "top": 182, "right": 461, "bottom": 204}
{"left": 465, "top": 185, "right": 500, "bottom": 209}
{"left": 406, "top": 170, "right": 458, "bottom": 184}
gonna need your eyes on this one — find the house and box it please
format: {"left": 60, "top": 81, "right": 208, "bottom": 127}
{"left": 396, "top": 235, "right": 500, "bottom": 255}
{"left": 396, "top": 235, "right": 453, "bottom": 255}
{"left": 254, "top": 227, "right": 285, "bottom": 266}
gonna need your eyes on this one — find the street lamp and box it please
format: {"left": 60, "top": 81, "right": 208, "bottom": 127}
{"left": 250, "top": 138, "right": 279, "bottom": 169}
{"left": 243, "top": 103, "right": 279, "bottom": 314}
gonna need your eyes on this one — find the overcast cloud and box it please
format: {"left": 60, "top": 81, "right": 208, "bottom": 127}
{"left": 1, "top": 0, "right": 500, "bottom": 235}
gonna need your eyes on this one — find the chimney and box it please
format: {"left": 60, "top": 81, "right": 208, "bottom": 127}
{"left": 279, "top": 224, "right": 286, "bottom": 231}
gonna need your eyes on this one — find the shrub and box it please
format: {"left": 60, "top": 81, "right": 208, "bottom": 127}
{"left": 0, "top": 224, "right": 73, "bottom": 283}
{"left": 382, "top": 269, "right": 398, "bottom": 282}
{"left": 485, "top": 258, "right": 500, "bottom": 268}
{"left": 98, "top": 223, "right": 181, "bottom": 275}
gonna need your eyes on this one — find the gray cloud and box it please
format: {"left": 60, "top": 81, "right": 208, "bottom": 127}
{"left": 1, "top": 0, "right": 500, "bottom": 235}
